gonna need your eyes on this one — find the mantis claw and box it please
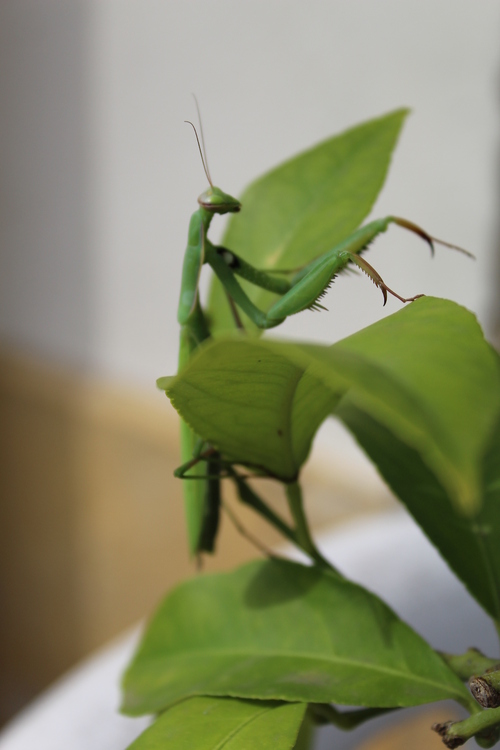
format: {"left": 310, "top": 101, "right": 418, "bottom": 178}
{"left": 391, "top": 216, "right": 475, "bottom": 259}
{"left": 429, "top": 235, "right": 475, "bottom": 259}
{"left": 347, "top": 252, "right": 424, "bottom": 306}
{"left": 347, "top": 252, "right": 388, "bottom": 304}
{"left": 391, "top": 216, "right": 435, "bottom": 257}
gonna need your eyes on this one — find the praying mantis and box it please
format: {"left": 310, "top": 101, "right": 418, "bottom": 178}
{"left": 172, "top": 115, "right": 473, "bottom": 558}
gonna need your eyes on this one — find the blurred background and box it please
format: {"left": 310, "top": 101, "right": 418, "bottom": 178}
{"left": 0, "top": 0, "right": 499, "bottom": 730}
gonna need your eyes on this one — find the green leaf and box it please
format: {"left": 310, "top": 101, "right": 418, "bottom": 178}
{"left": 122, "top": 559, "right": 469, "bottom": 716}
{"left": 164, "top": 298, "right": 500, "bottom": 514}
{"left": 166, "top": 338, "right": 338, "bottom": 480}
{"left": 126, "top": 697, "right": 306, "bottom": 750}
{"left": 337, "top": 385, "right": 500, "bottom": 621}
{"left": 208, "top": 109, "right": 408, "bottom": 333}
{"left": 156, "top": 376, "right": 174, "bottom": 391}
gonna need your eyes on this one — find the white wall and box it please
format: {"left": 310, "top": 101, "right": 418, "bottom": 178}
{"left": 0, "top": 2, "right": 93, "bottom": 368}
{"left": 1, "top": 0, "right": 499, "bottom": 388}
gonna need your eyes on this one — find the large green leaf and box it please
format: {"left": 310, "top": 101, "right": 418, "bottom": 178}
{"left": 122, "top": 559, "right": 469, "bottom": 716}
{"left": 337, "top": 389, "right": 500, "bottom": 621}
{"left": 208, "top": 109, "right": 408, "bottom": 333}
{"left": 126, "top": 697, "right": 306, "bottom": 750}
{"left": 164, "top": 298, "right": 500, "bottom": 515}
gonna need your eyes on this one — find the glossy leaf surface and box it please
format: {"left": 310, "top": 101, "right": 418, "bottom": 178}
{"left": 208, "top": 109, "right": 408, "bottom": 333}
{"left": 164, "top": 298, "right": 500, "bottom": 515}
{"left": 122, "top": 559, "right": 469, "bottom": 716}
{"left": 126, "top": 697, "right": 306, "bottom": 750}
{"left": 337, "top": 374, "right": 500, "bottom": 620}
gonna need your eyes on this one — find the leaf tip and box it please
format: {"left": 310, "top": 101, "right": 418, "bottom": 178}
{"left": 156, "top": 375, "right": 174, "bottom": 392}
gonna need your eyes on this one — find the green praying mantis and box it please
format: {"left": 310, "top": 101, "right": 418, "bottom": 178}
{"left": 178, "top": 128, "right": 449, "bottom": 332}
{"left": 172, "top": 115, "right": 473, "bottom": 559}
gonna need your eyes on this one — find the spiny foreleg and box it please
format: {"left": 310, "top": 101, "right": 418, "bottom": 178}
{"left": 207, "top": 216, "right": 472, "bottom": 329}
{"left": 267, "top": 215, "right": 472, "bottom": 320}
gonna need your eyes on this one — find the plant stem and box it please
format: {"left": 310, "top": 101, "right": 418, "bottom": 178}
{"left": 469, "top": 670, "right": 500, "bottom": 709}
{"left": 285, "top": 481, "right": 340, "bottom": 574}
{"left": 433, "top": 707, "right": 500, "bottom": 748}
{"left": 439, "top": 649, "right": 500, "bottom": 682}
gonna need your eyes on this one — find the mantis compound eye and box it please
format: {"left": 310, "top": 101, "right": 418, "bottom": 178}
{"left": 216, "top": 247, "right": 240, "bottom": 269}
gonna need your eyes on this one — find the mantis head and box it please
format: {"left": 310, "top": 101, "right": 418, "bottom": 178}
{"left": 198, "top": 186, "right": 241, "bottom": 215}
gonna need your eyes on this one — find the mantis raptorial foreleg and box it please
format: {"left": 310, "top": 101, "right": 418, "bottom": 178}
{"left": 204, "top": 216, "right": 473, "bottom": 329}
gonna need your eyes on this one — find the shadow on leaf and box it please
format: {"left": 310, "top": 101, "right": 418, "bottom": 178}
{"left": 244, "top": 559, "right": 322, "bottom": 608}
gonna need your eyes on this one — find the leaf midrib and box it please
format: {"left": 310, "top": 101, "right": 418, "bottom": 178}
{"left": 214, "top": 704, "right": 278, "bottom": 750}
{"left": 140, "top": 648, "right": 463, "bottom": 696}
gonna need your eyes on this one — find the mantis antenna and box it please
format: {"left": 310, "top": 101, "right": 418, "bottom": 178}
{"left": 192, "top": 95, "right": 212, "bottom": 184}
{"left": 185, "top": 95, "right": 213, "bottom": 187}
{"left": 185, "top": 120, "right": 213, "bottom": 186}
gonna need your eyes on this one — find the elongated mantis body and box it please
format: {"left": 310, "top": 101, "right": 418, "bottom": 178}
{"left": 176, "top": 122, "right": 472, "bottom": 557}
{"left": 176, "top": 183, "right": 240, "bottom": 556}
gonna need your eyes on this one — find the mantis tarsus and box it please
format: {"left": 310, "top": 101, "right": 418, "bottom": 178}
{"left": 175, "top": 118, "right": 473, "bottom": 558}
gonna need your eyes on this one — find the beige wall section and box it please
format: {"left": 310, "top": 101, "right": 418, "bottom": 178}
{"left": 0, "top": 346, "right": 394, "bottom": 723}
{"left": 356, "top": 706, "right": 461, "bottom": 750}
